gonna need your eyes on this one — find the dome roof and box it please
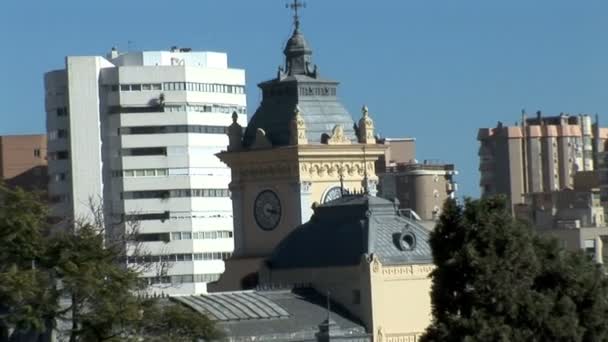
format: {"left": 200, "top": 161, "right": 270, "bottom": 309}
{"left": 283, "top": 29, "right": 312, "bottom": 56}
{"left": 267, "top": 195, "right": 433, "bottom": 269}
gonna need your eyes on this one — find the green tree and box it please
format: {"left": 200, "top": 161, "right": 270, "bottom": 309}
{"left": 138, "top": 302, "right": 224, "bottom": 341}
{"left": 0, "top": 185, "right": 222, "bottom": 341}
{"left": 0, "top": 184, "right": 55, "bottom": 339}
{"left": 421, "top": 196, "right": 608, "bottom": 342}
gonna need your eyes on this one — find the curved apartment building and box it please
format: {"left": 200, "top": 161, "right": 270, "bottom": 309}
{"left": 44, "top": 48, "right": 246, "bottom": 295}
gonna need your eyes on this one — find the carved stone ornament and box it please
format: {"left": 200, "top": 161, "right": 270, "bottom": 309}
{"left": 358, "top": 105, "right": 376, "bottom": 144}
{"left": 290, "top": 104, "right": 308, "bottom": 145}
{"left": 327, "top": 124, "right": 351, "bottom": 145}
{"left": 377, "top": 327, "right": 385, "bottom": 342}
{"left": 371, "top": 253, "right": 381, "bottom": 273}
{"left": 300, "top": 181, "right": 312, "bottom": 193}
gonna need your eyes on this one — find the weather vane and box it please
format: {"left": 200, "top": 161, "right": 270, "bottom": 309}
{"left": 286, "top": 0, "right": 306, "bottom": 29}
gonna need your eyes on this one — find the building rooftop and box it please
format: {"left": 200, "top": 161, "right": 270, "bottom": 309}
{"left": 172, "top": 288, "right": 371, "bottom": 341}
{"left": 242, "top": 18, "right": 358, "bottom": 147}
{"left": 267, "top": 195, "right": 433, "bottom": 269}
{"left": 107, "top": 48, "right": 230, "bottom": 68}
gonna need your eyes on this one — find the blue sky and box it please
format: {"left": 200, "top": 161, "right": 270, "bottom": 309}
{"left": 1, "top": 0, "right": 606, "bottom": 198}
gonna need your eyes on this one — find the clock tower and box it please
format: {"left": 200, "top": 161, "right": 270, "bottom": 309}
{"left": 212, "top": 4, "right": 385, "bottom": 291}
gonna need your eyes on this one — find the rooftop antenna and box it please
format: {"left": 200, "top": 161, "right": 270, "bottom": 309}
{"left": 286, "top": 0, "right": 306, "bottom": 30}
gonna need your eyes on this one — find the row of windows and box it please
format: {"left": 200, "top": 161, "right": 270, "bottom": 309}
{"left": 141, "top": 273, "right": 221, "bottom": 285}
{"left": 172, "top": 231, "right": 233, "bottom": 240}
{"left": 116, "top": 83, "right": 162, "bottom": 92}
{"left": 120, "top": 146, "right": 228, "bottom": 157}
{"left": 123, "top": 211, "right": 232, "bottom": 222}
{"left": 48, "top": 129, "right": 68, "bottom": 141}
{"left": 114, "top": 82, "right": 245, "bottom": 95}
{"left": 112, "top": 167, "right": 227, "bottom": 178}
{"left": 50, "top": 172, "right": 68, "bottom": 182}
{"left": 121, "top": 147, "right": 167, "bottom": 156}
{"left": 56, "top": 107, "right": 69, "bottom": 117}
{"left": 121, "top": 188, "right": 230, "bottom": 200}
{"left": 135, "top": 230, "right": 232, "bottom": 242}
{"left": 164, "top": 104, "right": 247, "bottom": 115}
{"left": 127, "top": 252, "right": 232, "bottom": 264}
{"left": 163, "top": 82, "right": 245, "bottom": 94}
{"left": 48, "top": 151, "right": 69, "bottom": 160}
{"left": 119, "top": 125, "right": 228, "bottom": 135}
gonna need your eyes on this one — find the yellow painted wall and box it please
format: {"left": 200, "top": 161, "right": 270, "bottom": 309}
{"left": 369, "top": 257, "right": 433, "bottom": 340}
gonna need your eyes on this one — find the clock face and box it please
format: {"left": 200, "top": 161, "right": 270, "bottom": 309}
{"left": 254, "top": 190, "right": 282, "bottom": 231}
{"left": 322, "top": 186, "right": 343, "bottom": 203}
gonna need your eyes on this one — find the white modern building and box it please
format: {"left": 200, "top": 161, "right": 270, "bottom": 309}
{"left": 44, "top": 47, "right": 246, "bottom": 295}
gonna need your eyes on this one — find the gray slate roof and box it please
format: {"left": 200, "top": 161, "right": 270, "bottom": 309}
{"left": 268, "top": 195, "right": 433, "bottom": 269}
{"left": 243, "top": 89, "right": 358, "bottom": 147}
{"left": 242, "top": 24, "right": 358, "bottom": 148}
{"left": 172, "top": 289, "right": 371, "bottom": 342}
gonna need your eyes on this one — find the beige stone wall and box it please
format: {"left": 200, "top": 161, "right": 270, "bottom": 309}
{"left": 369, "top": 257, "right": 433, "bottom": 340}
{"left": 261, "top": 256, "right": 434, "bottom": 339}
{"left": 219, "top": 144, "right": 385, "bottom": 259}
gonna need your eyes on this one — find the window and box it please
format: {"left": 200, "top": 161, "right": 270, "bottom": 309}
{"left": 34, "top": 149, "right": 41, "bottom": 157}
{"left": 120, "top": 84, "right": 130, "bottom": 91}
{"left": 124, "top": 212, "right": 169, "bottom": 221}
{"left": 121, "top": 125, "right": 229, "bottom": 135}
{"left": 56, "top": 107, "right": 69, "bottom": 117}
{"left": 51, "top": 173, "right": 67, "bottom": 182}
{"left": 121, "top": 147, "right": 167, "bottom": 156}
{"left": 141, "top": 84, "right": 151, "bottom": 91}
{"left": 48, "top": 150, "right": 69, "bottom": 160}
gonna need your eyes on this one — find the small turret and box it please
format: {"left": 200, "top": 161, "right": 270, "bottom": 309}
{"left": 358, "top": 105, "right": 376, "bottom": 144}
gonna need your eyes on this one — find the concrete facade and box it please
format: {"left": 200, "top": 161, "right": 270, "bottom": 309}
{"left": 377, "top": 138, "right": 457, "bottom": 221}
{"left": 44, "top": 48, "right": 246, "bottom": 295}
{"left": 0, "top": 134, "right": 47, "bottom": 190}
{"left": 478, "top": 112, "right": 608, "bottom": 210}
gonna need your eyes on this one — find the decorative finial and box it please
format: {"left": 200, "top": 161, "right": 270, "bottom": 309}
{"left": 295, "top": 104, "right": 301, "bottom": 115}
{"left": 358, "top": 105, "right": 376, "bottom": 144}
{"left": 286, "top": 0, "right": 306, "bottom": 31}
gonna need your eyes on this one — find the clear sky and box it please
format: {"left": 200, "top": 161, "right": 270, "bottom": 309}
{"left": 1, "top": 0, "right": 606, "bottom": 198}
